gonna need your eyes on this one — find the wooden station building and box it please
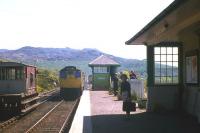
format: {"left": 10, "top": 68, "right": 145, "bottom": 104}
{"left": 89, "top": 55, "right": 120, "bottom": 90}
{"left": 126, "top": 0, "right": 200, "bottom": 118}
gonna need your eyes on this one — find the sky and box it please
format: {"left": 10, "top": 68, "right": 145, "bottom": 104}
{"left": 0, "top": 0, "right": 174, "bottom": 60}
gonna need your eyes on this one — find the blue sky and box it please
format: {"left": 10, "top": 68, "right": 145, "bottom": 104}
{"left": 0, "top": 0, "right": 174, "bottom": 59}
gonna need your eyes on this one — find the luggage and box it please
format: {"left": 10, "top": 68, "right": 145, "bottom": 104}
{"left": 123, "top": 101, "right": 136, "bottom": 112}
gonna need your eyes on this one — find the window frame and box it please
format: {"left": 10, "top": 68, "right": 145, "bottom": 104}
{"left": 0, "top": 67, "right": 24, "bottom": 81}
{"left": 153, "top": 44, "right": 180, "bottom": 85}
{"left": 93, "top": 66, "right": 108, "bottom": 74}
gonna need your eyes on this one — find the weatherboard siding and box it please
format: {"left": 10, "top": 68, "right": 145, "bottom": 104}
{"left": 93, "top": 73, "right": 110, "bottom": 89}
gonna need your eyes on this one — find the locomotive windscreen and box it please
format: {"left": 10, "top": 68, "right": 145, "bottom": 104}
{"left": 60, "top": 66, "right": 81, "bottom": 79}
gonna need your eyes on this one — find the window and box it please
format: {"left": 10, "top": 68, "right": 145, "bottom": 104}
{"left": 9, "top": 68, "right": 15, "bottom": 80}
{"left": 16, "top": 68, "right": 24, "bottom": 80}
{"left": 0, "top": 67, "right": 24, "bottom": 80}
{"left": 154, "top": 47, "right": 179, "bottom": 84}
{"left": 0, "top": 68, "right": 2, "bottom": 80}
{"left": 94, "top": 66, "right": 108, "bottom": 73}
{"left": 30, "top": 73, "right": 34, "bottom": 86}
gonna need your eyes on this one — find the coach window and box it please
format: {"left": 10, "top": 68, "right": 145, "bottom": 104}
{"left": 0, "top": 68, "right": 7, "bottom": 80}
{"left": 11, "top": 68, "right": 16, "bottom": 80}
{"left": 0, "top": 68, "right": 2, "bottom": 80}
{"left": 5, "top": 68, "right": 16, "bottom": 80}
{"left": 2, "top": 68, "right": 6, "bottom": 80}
{"left": 154, "top": 46, "right": 179, "bottom": 84}
{"left": 16, "top": 68, "right": 24, "bottom": 80}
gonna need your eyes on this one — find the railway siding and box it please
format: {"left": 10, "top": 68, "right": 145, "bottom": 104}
{"left": 0, "top": 94, "right": 62, "bottom": 133}
{"left": 0, "top": 88, "right": 60, "bottom": 130}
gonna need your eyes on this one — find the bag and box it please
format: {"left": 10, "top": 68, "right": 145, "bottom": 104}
{"left": 130, "top": 102, "right": 136, "bottom": 111}
{"left": 123, "top": 101, "right": 136, "bottom": 112}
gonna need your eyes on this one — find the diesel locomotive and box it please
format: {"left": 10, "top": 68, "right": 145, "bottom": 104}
{"left": 0, "top": 62, "right": 39, "bottom": 114}
{"left": 59, "top": 66, "right": 84, "bottom": 100}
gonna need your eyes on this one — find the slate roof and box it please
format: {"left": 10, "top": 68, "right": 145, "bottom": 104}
{"left": 89, "top": 55, "right": 120, "bottom": 66}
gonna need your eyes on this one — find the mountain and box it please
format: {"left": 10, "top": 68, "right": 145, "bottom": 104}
{"left": 0, "top": 46, "right": 146, "bottom": 76}
{"left": 0, "top": 49, "right": 8, "bottom": 52}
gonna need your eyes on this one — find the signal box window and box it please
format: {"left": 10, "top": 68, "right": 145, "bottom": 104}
{"left": 94, "top": 67, "right": 108, "bottom": 73}
{"left": 154, "top": 47, "right": 179, "bottom": 84}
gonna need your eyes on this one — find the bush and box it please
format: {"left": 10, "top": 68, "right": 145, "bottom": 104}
{"left": 36, "top": 85, "right": 44, "bottom": 93}
{"left": 131, "top": 91, "right": 138, "bottom": 101}
{"left": 36, "top": 68, "right": 59, "bottom": 93}
{"left": 138, "top": 98, "right": 147, "bottom": 109}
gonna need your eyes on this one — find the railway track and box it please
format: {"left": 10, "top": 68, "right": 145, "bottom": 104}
{"left": 0, "top": 95, "right": 79, "bottom": 133}
{"left": 26, "top": 99, "right": 79, "bottom": 133}
{"left": 0, "top": 89, "right": 62, "bottom": 132}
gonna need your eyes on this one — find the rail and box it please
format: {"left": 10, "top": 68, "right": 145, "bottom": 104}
{"left": 0, "top": 89, "right": 60, "bottom": 131}
{"left": 59, "top": 98, "right": 80, "bottom": 133}
{"left": 25, "top": 100, "right": 64, "bottom": 133}
{"left": 25, "top": 99, "right": 79, "bottom": 133}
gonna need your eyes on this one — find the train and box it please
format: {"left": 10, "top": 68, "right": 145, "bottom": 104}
{"left": 0, "top": 62, "right": 39, "bottom": 114}
{"left": 59, "top": 66, "right": 84, "bottom": 100}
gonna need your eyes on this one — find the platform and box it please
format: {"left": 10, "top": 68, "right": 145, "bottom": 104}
{"left": 69, "top": 90, "right": 200, "bottom": 133}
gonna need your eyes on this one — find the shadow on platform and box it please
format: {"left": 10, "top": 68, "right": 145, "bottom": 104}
{"left": 83, "top": 112, "right": 200, "bottom": 133}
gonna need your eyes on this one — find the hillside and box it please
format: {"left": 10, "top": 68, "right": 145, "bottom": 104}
{"left": 0, "top": 46, "right": 147, "bottom": 76}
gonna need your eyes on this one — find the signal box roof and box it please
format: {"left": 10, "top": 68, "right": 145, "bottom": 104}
{"left": 89, "top": 55, "right": 120, "bottom": 67}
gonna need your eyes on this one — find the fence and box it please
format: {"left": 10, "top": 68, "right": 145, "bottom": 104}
{"left": 128, "top": 79, "right": 144, "bottom": 99}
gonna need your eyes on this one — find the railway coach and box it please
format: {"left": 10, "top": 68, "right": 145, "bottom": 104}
{"left": 59, "top": 66, "right": 84, "bottom": 100}
{"left": 0, "top": 62, "right": 39, "bottom": 114}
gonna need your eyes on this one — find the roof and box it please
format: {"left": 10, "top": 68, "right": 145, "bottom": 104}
{"left": 0, "top": 61, "right": 36, "bottom": 67}
{"left": 60, "top": 66, "right": 81, "bottom": 72}
{"left": 89, "top": 55, "right": 120, "bottom": 66}
{"left": 125, "top": 0, "right": 185, "bottom": 45}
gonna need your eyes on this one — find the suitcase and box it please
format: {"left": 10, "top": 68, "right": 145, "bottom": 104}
{"left": 123, "top": 101, "right": 136, "bottom": 112}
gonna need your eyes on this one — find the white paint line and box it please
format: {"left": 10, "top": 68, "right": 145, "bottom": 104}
{"left": 69, "top": 90, "right": 92, "bottom": 133}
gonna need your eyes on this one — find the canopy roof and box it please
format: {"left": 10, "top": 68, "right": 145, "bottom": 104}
{"left": 125, "top": 0, "right": 187, "bottom": 45}
{"left": 89, "top": 55, "right": 120, "bottom": 66}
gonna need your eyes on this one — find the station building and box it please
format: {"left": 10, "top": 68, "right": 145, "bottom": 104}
{"left": 89, "top": 55, "right": 120, "bottom": 90}
{"left": 126, "top": 0, "right": 200, "bottom": 118}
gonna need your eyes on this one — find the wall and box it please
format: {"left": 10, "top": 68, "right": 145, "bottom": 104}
{"left": 0, "top": 80, "right": 26, "bottom": 94}
{"left": 26, "top": 66, "right": 37, "bottom": 95}
{"left": 179, "top": 23, "right": 200, "bottom": 116}
{"left": 147, "top": 86, "right": 179, "bottom": 111}
{"left": 93, "top": 73, "right": 110, "bottom": 89}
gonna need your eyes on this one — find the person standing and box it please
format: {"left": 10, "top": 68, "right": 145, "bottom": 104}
{"left": 130, "top": 70, "right": 137, "bottom": 79}
{"left": 120, "top": 74, "right": 131, "bottom": 117}
{"left": 113, "top": 74, "right": 119, "bottom": 96}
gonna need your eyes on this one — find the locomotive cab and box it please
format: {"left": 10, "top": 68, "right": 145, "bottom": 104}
{"left": 59, "top": 66, "right": 84, "bottom": 100}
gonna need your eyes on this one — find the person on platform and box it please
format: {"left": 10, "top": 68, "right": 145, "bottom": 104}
{"left": 120, "top": 74, "right": 131, "bottom": 117}
{"left": 112, "top": 74, "right": 119, "bottom": 96}
{"left": 130, "top": 70, "right": 137, "bottom": 79}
